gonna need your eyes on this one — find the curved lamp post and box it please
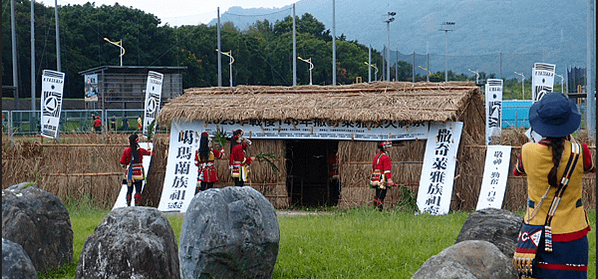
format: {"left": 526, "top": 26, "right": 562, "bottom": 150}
{"left": 514, "top": 71, "right": 526, "bottom": 99}
{"left": 418, "top": 65, "right": 431, "bottom": 82}
{"left": 103, "top": 38, "right": 125, "bottom": 66}
{"left": 298, "top": 56, "right": 314, "bottom": 85}
{"left": 384, "top": 12, "right": 396, "bottom": 82}
{"left": 216, "top": 49, "right": 234, "bottom": 87}
{"left": 467, "top": 68, "right": 479, "bottom": 84}
{"left": 555, "top": 73, "right": 564, "bottom": 93}
{"left": 365, "top": 62, "right": 378, "bottom": 81}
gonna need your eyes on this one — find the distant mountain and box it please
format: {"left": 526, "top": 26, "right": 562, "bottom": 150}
{"left": 211, "top": 0, "right": 589, "bottom": 80}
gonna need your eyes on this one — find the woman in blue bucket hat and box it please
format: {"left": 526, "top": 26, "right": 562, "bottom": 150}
{"left": 512, "top": 92, "right": 595, "bottom": 279}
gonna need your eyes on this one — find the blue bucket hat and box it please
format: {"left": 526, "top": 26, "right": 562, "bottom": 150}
{"left": 529, "top": 92, "right": 581, "bottom": 138}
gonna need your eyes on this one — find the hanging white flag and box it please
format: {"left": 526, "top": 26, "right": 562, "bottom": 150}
{"left": 158, "top": 121, "right": 201, "bottom": 212}
{"left": 142, "top": 71, "right": 164, "bottom": 137}
{"left": 416, "top": 121, "right": 463, "bottom": 215}
{"left": 485, "top": 79, "right": 503, "bottom": 145}
{"left": 531, "top": 63, "right": 555, "bottom": 102}
{"left": 476, "top": 145, "right": 512, "bottom": 210}
{"left": 40, "top": 70, "right": 65, "bottom": 139}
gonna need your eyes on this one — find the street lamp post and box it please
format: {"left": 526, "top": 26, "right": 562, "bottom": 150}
{"left": 365, "top": 62, "right": 378, "bottom": 81}
{"left": 555, "top": 74, "right": 564, "bottom": 92}
{"left": 418, "top": 65, "right": 431, "bottom": 82}
{"left": 298, "top": 56, "right": 314, "bottom": 85}
{"left": 104, "top": 38, "right": 125, "bottom": 66}
{"left": 384, "top": 12, "right": 396, "bottom": 82}
{"left": 439, "top": 22, "right": 455, "bottom": 82}
{"left": 217, "top": 49, "right": 234, "bottom": 87}
{"left": 514, "top": 71, "right": 526, "bottom": 99}
{"left": 468, "top": 69, "right": 479, "bottom": 84}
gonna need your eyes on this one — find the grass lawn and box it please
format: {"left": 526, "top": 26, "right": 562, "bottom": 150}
{"left": 37, "top": 207, "right": 596, "bottom": 279}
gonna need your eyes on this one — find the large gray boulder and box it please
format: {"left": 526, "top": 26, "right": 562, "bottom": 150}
{"left": 2, "top": 183, "right": 73, "bottom": 272}
{"left": 180, "top": 186, "right": 280, "bottom": 279}
{"left": 76, "top": 206, "right": 180, "bottom": 279}
{"left": 455, "top": 207, "right": 523, "bottom": 258}
{"left": 412, "top": 240, "right": 518, "bottom": 279}
{"left": 2, "top": 238, "right": 38, "bottom": 279}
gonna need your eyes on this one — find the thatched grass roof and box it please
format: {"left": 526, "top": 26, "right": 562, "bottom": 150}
{"left": 158, "top": 81, "right": 482, "bottom": 125}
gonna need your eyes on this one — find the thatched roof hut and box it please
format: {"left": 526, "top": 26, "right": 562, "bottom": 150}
{"left": 158, "top": 81, "right": 486, "bottom": 210}
{"left": 158, "top": 81, "right": 482, "bottom": 125}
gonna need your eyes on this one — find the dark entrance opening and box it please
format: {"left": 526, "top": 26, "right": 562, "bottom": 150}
{"left": 285, "top": 140, "right": 340, "bottom": 208}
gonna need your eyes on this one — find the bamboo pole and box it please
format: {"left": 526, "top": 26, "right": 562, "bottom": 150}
{"left": 47, "top": 172, "right": 123, "bottom": 176}
{"left": 40, "top": 144, "right": 128, "bottom": 147}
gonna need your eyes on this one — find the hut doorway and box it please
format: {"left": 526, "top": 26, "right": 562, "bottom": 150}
{"left": 285, "top": 139, "right": 340, "bottom": 208}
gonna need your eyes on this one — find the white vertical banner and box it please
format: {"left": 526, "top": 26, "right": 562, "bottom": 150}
{"left": 40, "top": 70, "right": 65, "bottom": 139}
{"left": 158, "top": 121, "right": 201, "bottom": 212}
{"left": 475, "top": 145, "right": 512, "bottom": 211}
{"left": 527, "top": 63, "right": 556, "bottom": 142}
{"left": 531, "top": 63, "right": 555, "bottom": 102}
{"left": 142, "top": 71, "right": 164, "bottom": 137}
{"left": 485, "top": 79, "right": 503, "bottom": 145}
{"left": 416, "top": 121, "right": 463, "bottom": 215}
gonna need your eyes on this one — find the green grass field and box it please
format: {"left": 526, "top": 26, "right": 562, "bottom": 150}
{"left": 37, "top": 207, "right": 596, "bottom": 279}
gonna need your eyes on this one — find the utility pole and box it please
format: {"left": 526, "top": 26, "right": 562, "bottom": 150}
{"left": 587, "top": 0, "right": 596, "bottom": 138}
{"left": 217, "top": 7, "right": 222, "bottom": 87}
{"left": 31, "top": 0, "right": 36, "bottom": 110}
{"left": 54, "top": 0, "right": 61, "bottom": 71}
{"left": 439, "top": 22, "right": 455, "bottom": 82}
{"left": 11, "top": 0, "right": 19, "bottom": 109}
{"left": 292, "top": 4, "right": 297, "bottom": 86}
{"left": 332, "top": 0, "right": 336, "bottom": 85}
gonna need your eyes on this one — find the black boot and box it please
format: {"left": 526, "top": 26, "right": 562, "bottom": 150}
{"left": 377, "top": 201, "right": 384, "bottom": 211}
{"left": 126, "top": 195, "right": 131, "bottom": 206}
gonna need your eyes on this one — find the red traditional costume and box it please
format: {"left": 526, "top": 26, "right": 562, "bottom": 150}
{"left": 370, "top": 141, "right": 394, "bottom": 210}
{"left": 120, "top": 134, "right": 152, "bottom": 206}
{"left": 195, "top": 148, "right": 223, "bottom": 183}
{"left": 230, "top": 141, "right": 253, "bottom": 184}
{"left": 120, "top": 146, "right": 152, "bottom": 182}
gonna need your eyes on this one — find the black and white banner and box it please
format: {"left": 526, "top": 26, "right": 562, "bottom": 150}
{"left": 142, "top": 71, "right": 164, "bottom": 136}
{"left": 485, "top": 79, "right": 503, "bottom": 145}
{"left": 40, "top": 70, "right": 65, "bottom": 139}
{"left": 158, "top": 121, "right": 201, "bottom": 212}
{"left": 476, "top": 145, "right": 511, "bottom": 210}
{"left": 416, "top": 121, "right": 463, "bottom": 215}
{"left": 531, "top": 63, "right": 555, "bottom": 102}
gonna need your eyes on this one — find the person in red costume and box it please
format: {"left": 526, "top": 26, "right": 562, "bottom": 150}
{"left": 512, "top": 92, "right": 595, "bottom": 279}
{"left": 229, "top": 129, "right": 255, "bottom": 186}
{"left": 120, "top": 134, "right": 152, "bottom": 206}
{"left": 370, "top": 141, "right": 395, "bottom": 211}
{"left": 195, "top": 132, "right": 224, "bottom": 192}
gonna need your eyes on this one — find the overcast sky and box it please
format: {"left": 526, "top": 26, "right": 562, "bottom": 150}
{"left": 49, "top": 0, "right": 298, "bottom": 26}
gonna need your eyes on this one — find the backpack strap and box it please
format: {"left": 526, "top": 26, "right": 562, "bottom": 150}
{"left": 543, "top": 142, "right": 581, "bottom": 252}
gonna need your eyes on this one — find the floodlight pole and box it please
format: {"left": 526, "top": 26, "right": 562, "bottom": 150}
{"left": 439, "top": 22, "right": 455, "bottom": 82}
{"left": 384, "top": 12, "right": 396, "bottom": 82}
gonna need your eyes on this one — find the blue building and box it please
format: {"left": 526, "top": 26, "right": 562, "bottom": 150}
{"left": 502, "top": 100, "right": 532, "bottom": 128}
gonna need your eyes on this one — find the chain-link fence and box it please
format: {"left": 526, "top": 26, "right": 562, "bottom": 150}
{"left": 2, "top": 109, "right": 168, "bottom": 136}
{"left": 383, "top": 48, "right": 549, "bottom": 81}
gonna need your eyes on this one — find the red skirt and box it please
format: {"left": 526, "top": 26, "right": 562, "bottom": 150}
{"left": 199, "top": 164, "right": 219, "bottom": 183}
